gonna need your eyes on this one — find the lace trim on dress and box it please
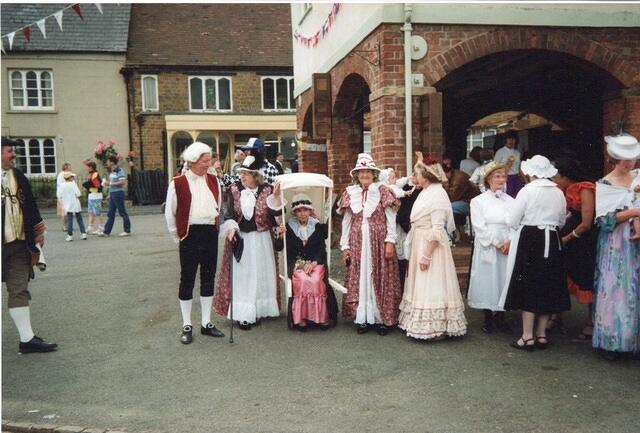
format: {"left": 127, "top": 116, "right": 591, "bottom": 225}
{"left": 240, "top": 187, "right": 258, "bottom": 220}
{"left": 345, "top": 182, "right": 382, "bottom": 218}
{"left": 398, "top": 302, "right": 467, "bottom": 340}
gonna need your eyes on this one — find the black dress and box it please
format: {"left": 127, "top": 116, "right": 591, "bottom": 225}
{"left": 504, "top": 225, "right": 571, "bottom": 314}
{"left": 560, "top": 205, "right": 597, "bottom": 292}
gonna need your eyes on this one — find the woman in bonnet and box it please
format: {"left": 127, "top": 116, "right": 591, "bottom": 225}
{"left": 338, "top": 153, "right": 402, "bottom": 336}
{"left": 592, "top": 134, "right": 640, "bottom": 360}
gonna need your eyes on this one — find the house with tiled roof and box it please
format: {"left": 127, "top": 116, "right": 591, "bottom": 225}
{"left": 123, "top": 3, "right": 296, "bottom": 177}
{"left": 1, "top": 3, "right": 131, "bottom": 177}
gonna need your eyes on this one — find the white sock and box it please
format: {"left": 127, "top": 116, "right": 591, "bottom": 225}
{"left": 9, "top": 307, "right": 35, "bottom": 343}
{"left": 179, "top": 299, "right": 192, "bottom": 328}
{"left": 200, "top": 296, "right": 213, "bottom": 327}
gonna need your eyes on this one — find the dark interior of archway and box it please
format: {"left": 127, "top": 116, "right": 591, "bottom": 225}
{"left": 333, "top": 74, "right": 371, "bottom": 154}
{"left": 435, "top": 49, "right": 623, "bottom": 177}
{"left": 302, "top": 104, "right": 313, "bottom": 138}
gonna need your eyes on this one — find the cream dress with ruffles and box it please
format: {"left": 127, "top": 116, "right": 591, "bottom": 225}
{"left": 398, "top": 183, "right": 467, "bottom": 339}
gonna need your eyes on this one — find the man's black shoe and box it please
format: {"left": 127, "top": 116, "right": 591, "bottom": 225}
{"left": 181, "top": 325, "right": 193, "bottom": 344}
{"left": 201, "top": 323, "right": 225, "bottom": 338}
{"left": 18, "top": 336, "right": 57, "bottom": 354}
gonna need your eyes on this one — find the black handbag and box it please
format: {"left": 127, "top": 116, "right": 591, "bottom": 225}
{"left": 231, "top": 231, "right": 244, "bottom": 262}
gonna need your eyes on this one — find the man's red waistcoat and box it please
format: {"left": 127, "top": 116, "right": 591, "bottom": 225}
{"left": 174, "top": 173, "right": 220, "bottom": 240}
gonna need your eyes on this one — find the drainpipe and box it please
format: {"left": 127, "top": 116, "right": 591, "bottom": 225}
{"left": 402, "top": 3, "right": 413, "bottom": 176}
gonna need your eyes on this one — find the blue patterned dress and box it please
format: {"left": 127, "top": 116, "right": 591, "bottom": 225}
{"left": 592, "top": 177, "right": 640, "bottom": 353}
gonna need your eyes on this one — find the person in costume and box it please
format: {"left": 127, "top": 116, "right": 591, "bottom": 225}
{"left": 278, "top": 193, "right": 338, "bottom": 331}
{"left": 338, "top": 153, "right": 401, "bottom": 336}
{"left": 165, "top": 141, "right": 225, "bottom": 344}
{"left": 549, "top": 158, "right": 597, "bottom": 339}
{"left": 2, "top": 137, "right": 57, "bottom": 354}
{"left": 499, "top": 155, "right": 570, "bottom": 351}
{"left": 219, "top": 138, "right": 279, "bottom": 188}
{"left": 398, "top": 153, "right": 467, "bottom": 340}
{"left": 592, "top": 134, "right": 640, "bottom": 361}
{"left": 467, "top": 162, "right": 514, "bottom": 334}
{"left": 214, "top": 154, "right": 282, "bottom": 330}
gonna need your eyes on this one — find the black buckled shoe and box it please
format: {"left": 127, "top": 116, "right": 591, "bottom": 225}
{"left": 201, "top": 323, "right": 225, "bottom": 338}
{"left": 356, "top": 324, "right": 369, "bottom": 334}
{"left": 377, "top": 325, "right": 392, "bottom": 336}
{"left": 180, "top": 325, "right": 193, "bottom": 344}
{"left": 18, "top": 336, "right": 58, "bottom": 354}
{"left": 238, "top": 321, "right": 252, "bottom": 331}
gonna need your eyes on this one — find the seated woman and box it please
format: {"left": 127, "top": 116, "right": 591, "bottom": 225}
{"left": 280, "top": 193, "right": 338, "bottom": 331}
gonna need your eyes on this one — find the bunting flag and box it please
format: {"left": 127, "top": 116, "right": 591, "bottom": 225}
{"left": 1, "top": 40, "right": 6, "bottom": 55}
{"left": 53, "top": 10, "right": 64, "bottom": 32}
{"left": 22, "top": 27, "right": 31, "bottom": 43}
{"left": 294, "top": 3, "right": 341, "bottom": 48}
{"left": 36, "top": 19, "right": 46, "bottom": 39}
{"left": 7, "top": 32, "right": 15, "bottom": 50}
{"left": 94, "top": 3, "right": 103, "bottom": 14}
{"left": 72, "top": 4, "right": 84, "bottom": 20}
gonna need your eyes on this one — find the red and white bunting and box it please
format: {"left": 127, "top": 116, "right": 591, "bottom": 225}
{"left": 22, "top": 27, "right": 31, "bottom": 43}
{"left": 36, "top": 19, "right": 46, "bottom": 39}
{"left": 294, "top": 3, "right": 341, "bottom": 48}
{"left": 94, "top": 3, "right": 103, "bottom": 14}
{"left": 53, "top": 10, "right": 64, "bottom": 32}
{"left": 7, "top": 32, "right": 15, "bottom": 50}
{"left": 72, "top": 4, "right": 84, "bottom": 20}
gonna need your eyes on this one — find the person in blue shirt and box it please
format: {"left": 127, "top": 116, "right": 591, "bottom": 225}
{"left": 99, "top": 156, "right": 131, "bottom": 237}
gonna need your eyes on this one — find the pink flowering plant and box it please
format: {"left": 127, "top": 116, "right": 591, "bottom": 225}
{"left": 93, "top": 138, "right": 126, "bottom": 168}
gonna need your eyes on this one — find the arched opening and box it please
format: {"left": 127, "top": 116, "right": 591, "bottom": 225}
{"left": 302, "top": 103, "right": 313, "bottom": 139}
{"left": 331, "top": 73, "right": 371, "bottom": 191}
{"left": 171, "top": 131, "right": 193, "bottom": 170}
{"left": 435, "top": 49, "right": 624, "bottom": 178}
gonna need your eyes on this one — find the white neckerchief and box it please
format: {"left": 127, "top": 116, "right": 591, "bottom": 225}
{"left": 595, "top": 169, "right": 640, "bottom": 219}
{"left": 288, "top": 217, "right": 318, "bottom": 241}
{"left": 346, "top": 182, "right": 382, "bottom": 218}
{"left": 240, "top": 186, "right": 259, "bottom": 220}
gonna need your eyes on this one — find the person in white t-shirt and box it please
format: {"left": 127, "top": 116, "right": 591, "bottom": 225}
{"left": 57, "top": 171, "right": 87, "bottom": 241}
{"left": 56, "top": 162, "right": 71, "bottom": 230}
{"left": 494, "top": 130, "right": 524, "bottom": 197}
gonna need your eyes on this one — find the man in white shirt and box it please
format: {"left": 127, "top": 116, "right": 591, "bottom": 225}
{"left": 165, "top": 142, "right": 225, "bottom": 344}
{"left": 494, "top": 130, "right": 524, "bottom": 197}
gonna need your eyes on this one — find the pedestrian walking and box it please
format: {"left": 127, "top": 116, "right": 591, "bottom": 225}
{"left": 82, "top": 160, "right": 104, "bottom": 235}
{"left": 1, "top": 137, "right": 57, "bottom": 354}
{"left": 165, "top": 141, "right": 225, "bottom": 344}
{"left": 58, "top": 172, "right": 87, "bottom": 241}
{"left": 56, "top": 162, "right": 71, "bottom": 231}
{"left": 99, "top": 155, "right": 131, "bottom": 237}
{"left": 592, "top": 134, "right": 640, "bottom": 361}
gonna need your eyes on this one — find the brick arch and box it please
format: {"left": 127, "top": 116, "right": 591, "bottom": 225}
{"left": 333, "top": 72, "right": 371, "bottom": 119}
{"left": 302, "top": 103, "right": 313, "bottom": 137}
{"left": 424, "top": 28, "right": 639, "bottom": 88}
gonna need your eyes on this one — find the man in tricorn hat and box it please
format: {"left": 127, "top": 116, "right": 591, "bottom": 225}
{"left": 1, "top": 137, "right": 58, "bottom": 353}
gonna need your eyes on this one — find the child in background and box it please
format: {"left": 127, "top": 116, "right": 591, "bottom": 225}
{"left": 82, "top": 160, "right": 104, "bottom": 234}
{"left": 58, "top": 171, "right": 87, "bottom": 241}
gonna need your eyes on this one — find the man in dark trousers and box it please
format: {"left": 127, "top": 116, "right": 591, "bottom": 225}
{"left": 165, "top": 141, "right": 225, "bottom": 344}
{"left": 1, "top": 137, "right": 57, "bottom": 353}
{"left": 274, "top": 152, "right": 285, "bottom": 175}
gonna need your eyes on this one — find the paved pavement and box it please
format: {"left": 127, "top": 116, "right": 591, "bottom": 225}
{"left": 2, "top": 213, "right": 639, "bottom": 433}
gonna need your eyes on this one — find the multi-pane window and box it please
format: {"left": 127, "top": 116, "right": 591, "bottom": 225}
{"left": 141, "top": 75, "right": 159, "bottom": 111}
{"left": 188, "top": 76, "right": 232, "bottom": 111}
{"left": 262, "top": 77, "right": 295, "bottom": 111}
{"left": 9, "top": 70, "right": 54, "bottom": 110}
{"left": 466, "top": 129, "right": 496, "bottom": 154}
{"left": 14, "top": 138, "right": 57, "bottom": 175}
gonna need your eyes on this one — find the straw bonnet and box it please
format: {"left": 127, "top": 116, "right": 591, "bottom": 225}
{"left": 63, "top": 171, "right": 76, "bottom": 180}
{"left": 291, "top": 193, "right": 315, "bottom": 213}
{"left": 520, "top": 155, "right": 557, "bottom": 179}
{"left": 414, "top": 151, "right": 448, "bottom": 183}
{"left": 350, "top": 153, "right": 381, "bottom": 177}
{"left": 604, "top": 134, "right": 640, "bottom": 161}
{"left": 480, "top": 161, "right": 506, "bottom": 187}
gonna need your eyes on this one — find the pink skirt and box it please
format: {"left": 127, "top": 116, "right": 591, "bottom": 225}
{"left": 291, "top": 265, "right": 329, "bottom": 325}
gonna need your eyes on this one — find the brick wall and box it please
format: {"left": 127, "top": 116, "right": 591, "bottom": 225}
{"left": 297, "top": 22, "right": 640, "bottom": 185}
{"left": 127, "top": 70, "right": 284, "bottom": 170}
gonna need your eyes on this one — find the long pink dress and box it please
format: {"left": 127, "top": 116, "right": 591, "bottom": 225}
{"left": 338, "top": 182, "right": 402, "bottom": 326}
{"left": 399, "top": 183, "right": 467, "bottom": 339}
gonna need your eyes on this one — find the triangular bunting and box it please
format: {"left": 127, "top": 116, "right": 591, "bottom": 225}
{"left": 36, "top": 19, "right": 46, "bottom": 39}
{"left": 72, "top": 4, "right": 84, "bottom": 20}
{"left": 1, "top": 40, "right": 6, "bottom": 55}
{"left": 22, "top": 27, "right": 31, "bottom": 43}
{"left": 7, "top": 32, "right": 15, "bottom": 50}
{"left": 54, "top": 10, "right": 64, "bottom": 32}
{"left": 94, "top": 3, "right": 103, "bottom": 14}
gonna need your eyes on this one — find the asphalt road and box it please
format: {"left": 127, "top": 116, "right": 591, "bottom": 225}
{"left": 2, "top": 213, "right": 639, "bottom": 433}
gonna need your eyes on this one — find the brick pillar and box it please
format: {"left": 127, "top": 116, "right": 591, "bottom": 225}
{"left": 420, "top": 92, "right": 444, "bottom": 160}
{"left": 298, "top": 149, "right": 328, "bottom": 174}
{"left": 369, "top": 95, "right": 407, "bottom": 176}
{"left": 328, "top": 117, "right": 361, "bottom": 195}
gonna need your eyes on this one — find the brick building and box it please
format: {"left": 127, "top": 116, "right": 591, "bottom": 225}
{"left": 124, "top": 3, "right": 296, "bottom": 179}
{"left": 291, "top": 4, "right": 640, "bottom": 193}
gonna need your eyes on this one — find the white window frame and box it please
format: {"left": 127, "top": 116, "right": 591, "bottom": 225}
{"left": 188, "top": 76, "right": 233, "bottom": 112}
{"left": 261, "top": 76, "right": 295, "bottom": 112}
{"left": 298, "top": 3, "right": 313, "bottom": 24}
{"left": 14, "top": 137, "right": 57, "bottom": 176}
{"left": 141, "top": 74, "right": 159, "bottom": 112}
{"left": 467, "top": 128, "right": 496, "bottom": 154}
{"left": 8, "top": 69, "right": 55, "bottom": 111}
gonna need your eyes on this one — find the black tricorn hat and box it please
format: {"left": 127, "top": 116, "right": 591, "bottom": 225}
{"left": 2, "top": 137, "right": 23, "bottom": 147}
